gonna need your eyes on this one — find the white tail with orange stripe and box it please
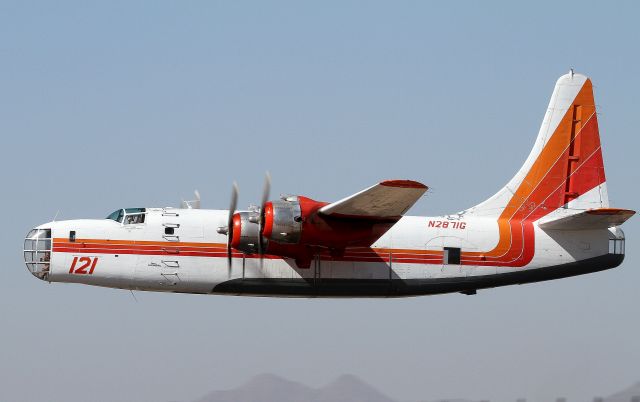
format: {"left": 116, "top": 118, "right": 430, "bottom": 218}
{"left": 467, "top": 71, "right": 608, "bottom": 219}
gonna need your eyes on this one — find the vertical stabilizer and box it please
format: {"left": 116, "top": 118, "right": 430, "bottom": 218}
{"left": 465, "top": 72, "right": 609, "bottom": 220}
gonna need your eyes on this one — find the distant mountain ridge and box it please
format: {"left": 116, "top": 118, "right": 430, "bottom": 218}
{"left": 192, "top": 374, "right": 640, "bottom": 402}
{"left": 605, "top": 381, "right": 640, "bottom": 402}
{"left": 193, "top": 373, "right": 396, "bottom": 402}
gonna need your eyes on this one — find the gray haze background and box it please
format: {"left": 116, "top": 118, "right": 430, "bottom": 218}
{"left": 1, "top": 1, "right": 638, "bottom": 402}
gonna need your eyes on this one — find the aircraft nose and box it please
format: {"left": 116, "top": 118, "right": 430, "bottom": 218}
{"left": 23, "top": 228, "right": 52, "bottom": 280}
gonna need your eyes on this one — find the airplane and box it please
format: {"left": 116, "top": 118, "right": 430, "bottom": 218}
{"left": 24, "top": 71, "right": 635, "bottom": 297}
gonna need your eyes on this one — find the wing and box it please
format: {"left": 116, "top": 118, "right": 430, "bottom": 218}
{"left": 539, "top": 208, "right": 635, "bottom": 230}
{"left": 318, "top": 180, "right": 427, "bottom": 220}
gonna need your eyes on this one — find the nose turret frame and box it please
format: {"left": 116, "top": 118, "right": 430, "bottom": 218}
{"left": 24, "top": 228, "right": 52, "bottom": 280}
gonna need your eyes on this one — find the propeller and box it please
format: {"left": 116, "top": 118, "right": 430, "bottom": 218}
{"left": 217, "top": 174, "right": 270, "bottom": 276}
{"left": 180, "top": 190, "right": 201, "bottom": 209}
{"left": 257, "top": 172, "right": 271, "bottom": 263}
{"left": 226, "top": 182, "right": 239, "bottom": 277}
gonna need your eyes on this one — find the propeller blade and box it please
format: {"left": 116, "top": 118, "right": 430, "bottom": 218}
{"left": 261, "top": 171, "right": 271, "bottom": 210}
{"left": 181, "top": 190, "right": 201, "bottom": 209}
{"left": 193, "top": 190, "right": 201, "bottom": 209}
{"left": 227, "top": 182, "right": 239, "bottom": 277}
{"left": 228, "top": 183, "right": 238, "bottom": 229}
{"left": 258, "top": 172, "right": 271, "bottom": 268}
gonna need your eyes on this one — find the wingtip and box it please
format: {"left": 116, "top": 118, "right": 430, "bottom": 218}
{"left": 380, "top": 180, "right": 428, "bottom": 189}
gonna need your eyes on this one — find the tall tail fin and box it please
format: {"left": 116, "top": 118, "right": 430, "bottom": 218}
{"left": 466, "top": 71, "right": 609, "bottom": 220}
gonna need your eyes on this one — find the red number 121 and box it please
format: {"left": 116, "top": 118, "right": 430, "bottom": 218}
{"left": 69, "top": 257, "right": 98, "bottom": 274}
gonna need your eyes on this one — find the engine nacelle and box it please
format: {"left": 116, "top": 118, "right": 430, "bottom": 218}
{"left": 262, "top": 197, "right": 303, "bottom": 244}
{"left": 230, "top": 194, "right": 393, "bottom": 267}
{"left": 230, "top": 211, "right": 263, "bottom": 254}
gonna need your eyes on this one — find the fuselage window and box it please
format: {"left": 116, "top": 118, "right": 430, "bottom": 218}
{"left": 443, "top": 247, "right": 461, "bottom": 265}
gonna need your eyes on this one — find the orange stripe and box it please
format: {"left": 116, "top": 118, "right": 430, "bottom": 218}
{"left": 53, "top": 238, "right": 226, "bottom": 248}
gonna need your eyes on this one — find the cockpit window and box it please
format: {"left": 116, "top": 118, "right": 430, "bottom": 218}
{"left": 107, "top": 208, "right": 146, "bottom": 224}
{"left": 106, "top": 209, "right": 125, "bottom": 223}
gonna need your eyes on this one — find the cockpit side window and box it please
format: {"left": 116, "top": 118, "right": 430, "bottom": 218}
{"left": 106, "top": 209, "right": 125, "bottom": 223}
{"left": 107, "top": 208, "right": 146, "bottom": 224}
{"left": 125, "top": 208, "right": 146, "bottom": 214}
{"left": 124, "top": 208, "right": 146, "bottom": 225}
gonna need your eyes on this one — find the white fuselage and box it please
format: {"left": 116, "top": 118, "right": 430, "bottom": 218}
{"left": 29, "top": 207, "right": 624, "bottom": 297}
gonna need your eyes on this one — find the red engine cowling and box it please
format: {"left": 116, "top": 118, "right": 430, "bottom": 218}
{"left": 227, "top": 195, "right": 396, "bottom": 267}
{"left": 261, "top": 196, "right": 396, "bottom": 266}
{"left": 230, "top": 210, "right": 262, "bottom": 254}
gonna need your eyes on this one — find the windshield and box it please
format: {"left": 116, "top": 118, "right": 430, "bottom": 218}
{"left": 106, "top": 209, "right": 124, "bottom": 223}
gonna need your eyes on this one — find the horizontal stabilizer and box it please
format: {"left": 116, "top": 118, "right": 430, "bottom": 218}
{"left": 539, "top": 208, "right": 635, "bottom": 230}
{"left": 319, "top": 180, "right": 427, "bottom": 220}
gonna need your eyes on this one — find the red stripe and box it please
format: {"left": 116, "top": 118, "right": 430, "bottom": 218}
{"left": 380, "top": 180, "right": 427, "bottom": 189}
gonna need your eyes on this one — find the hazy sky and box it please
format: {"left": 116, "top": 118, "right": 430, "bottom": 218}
{"left": 1, "top": 1, "right": 639, "bottom": 402}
